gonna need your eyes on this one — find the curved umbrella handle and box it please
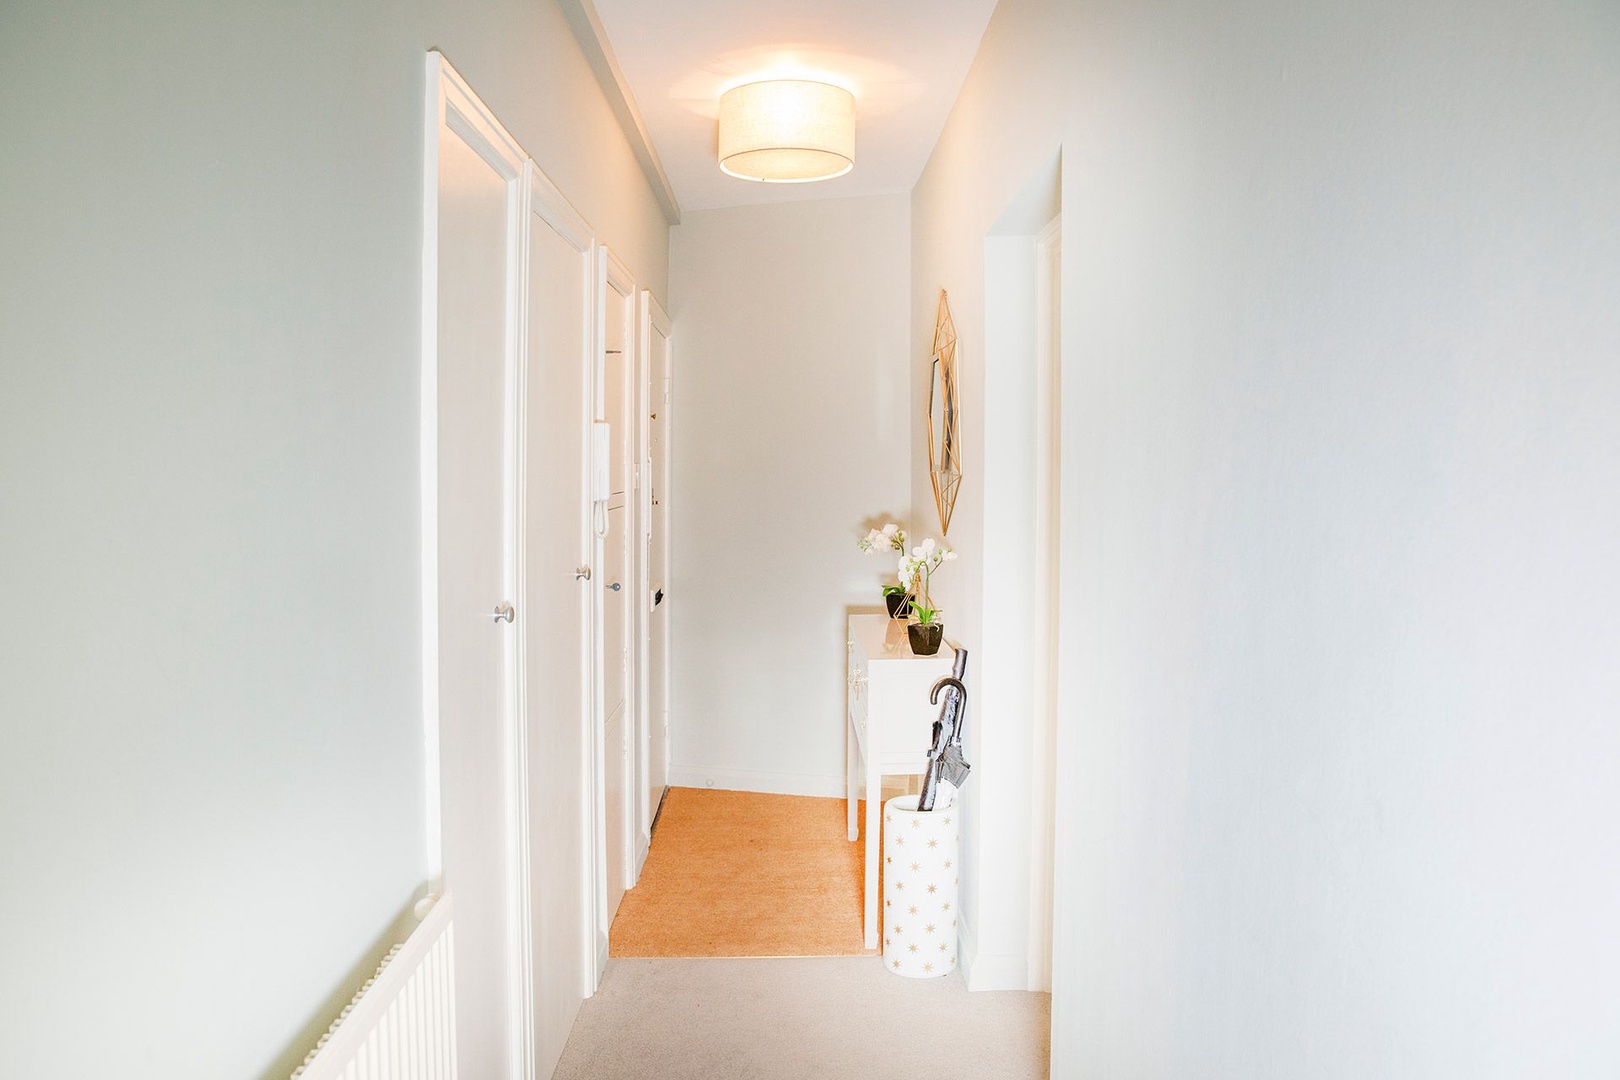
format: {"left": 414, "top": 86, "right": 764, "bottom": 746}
{"left": 930, "top": 677, "right": 966, "bottom": 705}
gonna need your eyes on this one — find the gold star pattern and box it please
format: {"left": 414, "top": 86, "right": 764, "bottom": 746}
{"left": 910, "top": 819, "right": 921, "bottom": 829}
{"left": 943, "top": 860, "right": 952, "bottom": 869}
{"left": 885, "top": 856, "right": 891, "bottom": 864}
{"left": 908, "top": 905, "right": 919, "bottom": 916}
{"left": 943, "top": 816, "right": 952, "bottom": 825}
{"left": 895, "top": 836, "right": 904, "bottom": 846}
{"left": 923, "top": 963, "right": 934, "bottom": 973}
{"left": 927, "top": 839, "right": 938, "bottom": 849}
{"left": 925, "top": 923, "right": 937, "bottom": 934}
{"left": 896, "top": 882, "right": 905, "bottom": 891}
{"left": 908, "top": 943, "right": 919, "bottom": 953}
{"left": 938, "top": 943, "right": 948, "bottom": 953}
{"left": 893, "top": 960, "right": 902, "bottom": 970}
{"left": 895, "top": 925, "right": 903, "bottom": 935}
{"left": 910, "top": 862, "right": 920, "bottom": 872}
{"left": 941, "top": 901, "right": 951, "bottom": 912}
{"left": 927, "top": 883, "right": 938, "bottom": 894}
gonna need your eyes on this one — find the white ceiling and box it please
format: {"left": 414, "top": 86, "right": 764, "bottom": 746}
{"left": 589, "top": 0, "right": 1000, "bottom": 214}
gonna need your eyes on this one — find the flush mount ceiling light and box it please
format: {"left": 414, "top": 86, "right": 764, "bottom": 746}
{"left": 717, "top": 79, "right": 856, "bottom": 183}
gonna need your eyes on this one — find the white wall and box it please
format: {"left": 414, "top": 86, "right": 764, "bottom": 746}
{"left": 669, "top": 195, "right": 911, "bottom": 796}
{"left": 0, "top": 2, "right": 666, "bottom": 1077}
{"left": 915, "top": 0, "right": 1620, "bottom": 1073}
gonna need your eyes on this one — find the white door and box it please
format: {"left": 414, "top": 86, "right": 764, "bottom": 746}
{"left": 641, "top": 296, "right": 672, "bottom": 836}
{"left": 595, "top": 252, "right": 638, "bottom": 932}
{"left": 427, "top": 58, "right": 525, "bottom": 1080}
{"left": 522, "top": 171, "right": 596, "bottom": 1074}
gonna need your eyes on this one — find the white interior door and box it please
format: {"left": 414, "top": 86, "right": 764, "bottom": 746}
{"left": 426, "top": 57, "right": 525, "bottom": 1080}
{"left": 595, "top": 252, "right": 637, "bottom": 934}
{"left": 521, "top": 168, "right": 595, "bottom": 1074}
{"left": 641, "top": 296, "right": 671, "bottom": 837}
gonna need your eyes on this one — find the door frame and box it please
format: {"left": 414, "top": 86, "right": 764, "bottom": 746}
{"left": 637, "top": 292, "right": 672, "bottom": 855}
{"left": 590, "top": 247, "right": 638, "bottom": 978}
{"left": 522, "top": 158, "right": 601, "bottom": 1017}
{"left": 1027, "top": 213, "right": 1061, "bottom": 990}
{"left": 420, "top": 50, "right": 533, "bottom": 1079}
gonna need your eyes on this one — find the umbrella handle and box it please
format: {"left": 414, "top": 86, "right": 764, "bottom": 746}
{"left": 930, "top": 677, "right": 966, "bottom": 705}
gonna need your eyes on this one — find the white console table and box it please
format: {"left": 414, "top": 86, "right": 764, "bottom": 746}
{"left": 846, "top": 613, "right": 958, "bottom": 949}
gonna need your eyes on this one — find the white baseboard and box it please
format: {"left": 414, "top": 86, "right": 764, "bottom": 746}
{"left": 667, "top": 764, "right": 846, "bottom": 799}
{"left": 958, "top": 910, "right": 1033, "bottom": 992}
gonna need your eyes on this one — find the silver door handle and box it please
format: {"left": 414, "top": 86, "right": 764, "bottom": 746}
{"left": 607, "top": 581, "right": 622, "bottom": 592}
{"left": 575, "top": 566, "right": 592, "bottom": 581}
{"left": 492, "top": 603, "right": 515, "bottom": 623}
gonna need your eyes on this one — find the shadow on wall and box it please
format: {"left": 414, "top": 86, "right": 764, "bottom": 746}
{"left": 259, "top": 894, "right": 424, "bottom": 1080}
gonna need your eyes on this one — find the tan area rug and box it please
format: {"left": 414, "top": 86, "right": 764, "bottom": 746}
{"left": 554, "top": 958, "right": 1052, "bottom": 1080}
{"left": 608, "top": 787, "right": 881, "bottom": 957}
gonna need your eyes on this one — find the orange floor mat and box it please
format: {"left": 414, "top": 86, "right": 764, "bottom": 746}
{"left": 608, "top": 787, "right": 882, "bottom": 957}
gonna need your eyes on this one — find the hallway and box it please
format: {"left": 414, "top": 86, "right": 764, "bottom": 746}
{"left": 554, "top": 957, "right": 1050, "bottom": 1079}
{"left": 7, "top": 0, "right": 1619, "bottom": 1077}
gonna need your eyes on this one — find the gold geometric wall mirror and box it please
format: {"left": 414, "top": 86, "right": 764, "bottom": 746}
{"left": 927, "top": 289, "right": 962, "bottom": 535}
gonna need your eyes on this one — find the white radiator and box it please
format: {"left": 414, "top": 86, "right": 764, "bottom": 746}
{"left": 291, "top": 893, "right": 458, "bottom": 1080}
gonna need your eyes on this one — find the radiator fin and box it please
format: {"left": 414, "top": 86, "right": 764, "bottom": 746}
{"left": 291, "top": 894, "right": 457, "bottom": 1080}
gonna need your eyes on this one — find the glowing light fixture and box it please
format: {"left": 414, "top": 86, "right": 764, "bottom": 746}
{"left": 717, "top": 79, "right": 855, "bottom": 183}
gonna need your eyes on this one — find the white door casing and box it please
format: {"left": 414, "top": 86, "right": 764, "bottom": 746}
{"left": 422, "top": 52, "right": 528, "bottom": 1080}
{"left": 639, "top": 294, "right": 672, "bottom": 840}
{"left": 1027, "top": 214, "right": 1061, "bottom": 991}
{"left": 592, "top": 249, "right": 639, "bottom": 967}
{"left": 521, "top": 163, "right": 597, "bottom": 1071}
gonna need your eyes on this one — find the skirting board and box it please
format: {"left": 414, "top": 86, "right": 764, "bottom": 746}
{"left": 667, "top": 764, "right": 846, "bottom": 799}
{"left": 959, "top": 910, "right": 1034, "bottom": 992}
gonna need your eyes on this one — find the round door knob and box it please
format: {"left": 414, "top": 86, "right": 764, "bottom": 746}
{"left": 492, "top": 603, "right": 515, "bottom": 623}
{"left": 574, "top": 566, "right": 592, "bottom": 581}
{"left": 607, "top": 581, "right": 622, "bottom": 592}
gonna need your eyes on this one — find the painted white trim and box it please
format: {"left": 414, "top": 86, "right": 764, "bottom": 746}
{"left": 637, "top": 293, "right": 672, "bottom": 861}
{"left": 508, "top": 158, "right": 537, "bottom": 1080}
{"left": 633, "top": 291, "right": 653, "bottom": 872}
{"left": 590, "top": 247, "right": 639, "bottom": 984}
{"left": 519, "top": 137, "right": 602, "bottom": 1015}
{"left": 667, "top": 765, "right": 847, "bottom": 800}
{"left": 960, "top": 906, "right": 1033, "bottom": 992}
{"left": 1027, "top": 213, "right": 1061, "bottom": 994}
{"left": 555, "top": 0, "right": 682, "bottom": 224}
{"left": 579, "top": 241, "right": 602, "bottom": 998}
{"left": 423, "top": 52, "right": 536, "bottom": 1079}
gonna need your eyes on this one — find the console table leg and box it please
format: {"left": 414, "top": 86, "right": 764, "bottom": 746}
{"left": 864, "top": 766, "right": 881, "bottom": 949}
{"left": 846, "top": 723, "right": 860, "bottom": 842}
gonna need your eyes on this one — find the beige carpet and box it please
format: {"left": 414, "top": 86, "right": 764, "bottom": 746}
{"left": 553, "top": 957, "right": 1052, "bottom": 1079}
{"left": 609, "top": 787, "right": 878, "bottom": 957}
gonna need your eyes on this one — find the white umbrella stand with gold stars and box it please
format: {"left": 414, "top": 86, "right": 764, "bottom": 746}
{"left": 880, "top": 783, "right": 961, "bottom": 978}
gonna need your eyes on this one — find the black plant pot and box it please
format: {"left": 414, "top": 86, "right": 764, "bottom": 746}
{"left": 885, "top": 592, "right": 912, "bottom": 619}
{"left": 908, "top": 621, "right": 944, "bottom": 656}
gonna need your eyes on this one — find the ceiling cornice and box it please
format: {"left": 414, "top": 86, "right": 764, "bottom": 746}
{"left": 557, "top": 0, "right": 683, "bottom": 224}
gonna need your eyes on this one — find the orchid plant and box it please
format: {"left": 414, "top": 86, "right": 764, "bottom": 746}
{"left": 898, "top": 539, "right": 956, "bottom": 626}
{"left": 858, "top": 523, "right": 910, "bottom": 598}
